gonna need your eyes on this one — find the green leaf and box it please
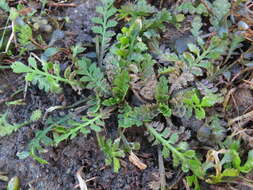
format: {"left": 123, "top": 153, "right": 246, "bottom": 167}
{"left": 113, "top": 157, "right": 121, "bottom": 173}
{"left": 92, "top": 26, "right": 103, "bottom": 34}
{"left": 175, "top": 14, "right": 185, "bottom": 22}
{"left": 158, "top": 103, "right": 172, "bottom": 117}
{"left": 0, "top": 113, "right": 19, "bottom": 137}
{"left": 195, "top": 107, "right": 205, "bottom": 120}
{"left": 186, "top": 175, "right": 201, "bottom": 190}
{"left": 206, "top": 51, "right": 220, "bottom": 59}
{"left": 191, "top": 16, "right": 202, "bottom": 38}
{"left": 77, "top": 58, "right": 110, "bottom": 97}
{"left": 163, "top": 53, "right": 180, "bottom": 62}
{"left": 92, "top": 0, "right": 117, "bottom": 65}
{"left": 146, "top": 123, "right": 204, "bottom": 178}
{"left": 28, "top": 126, "right": 53, "bottom": 164}
{"left": 188, "top": 159, "right": 204, "bottom": 178}
{"left": 0, "top": 0, "right": 10, "bottom": 12}
{"left": 30, "top": 110, "right": 42, "bottom": 122}
{"left": 118, "top": 104, "right": 158, "bottom": 128}
{"left": 11, "top": 57, "right": 77, "bottom": 93}
{"left": 11, "top": 62, "right": 32, "bottom": 73}
{"left": 155, "top": 76, "right": 169, "bottom": 103}
{"left": 221, "top": 168, "right": 239, "bottom": 177}
{"left": 191, "top": 67, "right": 203, "bottom": 76}
{"left": 188, "top": 43, "right": 200, "bottom": 56}
{"left": 41, "top": 48, "right": 59, "bottom": 62}
{"left": 183, "top": 52, "right": 195, "bottom": 64}
{"left": 91, "top": 17, "right": 103, "bottom": 25}
{"left": 71, "top": 44, "right": 86, "bottom": 58}
{"left": 102, "top": 97, "right": 120, "bottom": 106}
{"left": 97, "top": 135, "right": 124, "bottom": 173}
{"left": 210, "top": 0, "right": 231, "bottom": 29}
{"left": 240, "top": 150, "right": 253, "bottom": 173}
{"left": 90, "top": 125, "right": 102, "bottom": 132}
{"left": 106, "top": 20, "right": 118, "bottom": 28}
{"left": 201, "top": 96, "right": 218, "bottom": 107}
{"left": 111, "top": 70, "right": 130, "bottom": 102}
{"left": 192, "top": 94, "right": 200, "bottom": 105}
{"left": 168, "top": 133, "right": 179, "bottom": 144}
{"left": 184, "top": 150, "right": 196, "bottom": 158}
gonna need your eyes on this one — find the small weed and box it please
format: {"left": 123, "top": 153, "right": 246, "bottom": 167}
{"left": 0, "top": 109, "right": 42, "bottom": 137}
{"left": 97, "top": 135, "right": 125, "bottom": 173}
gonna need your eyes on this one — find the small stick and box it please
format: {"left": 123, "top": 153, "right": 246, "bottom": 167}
{"left": 158, "top": 146, "right": 166, "bottom": 190}
{"left": 5, "top": 21, "right": 15, "bottom": 53}
{"left": 183, "top": 179, "right": 191, "bottom": 190}
{"left": 0, "top": 25, "right": 12, "bottom": 31}
{"left": 48, "top": 2, "right": 77, "bottom": 7}
{"left": 228, "top": 110, "right": 253, "bottom": 126}
{"left": 159, "top": 0, "right": 164, "bottom": 9}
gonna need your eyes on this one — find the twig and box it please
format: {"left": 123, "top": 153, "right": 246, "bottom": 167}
{"left": 158, "top": 146, "right": 166, "bottom": 190}
{"left": 183, "top": 179, "right": 191, "bottom": 190}
{"left": 228, "top": 110, "right": 253, "bottom": 126}
{"left": 159, "top": 0, "right": 164, "bottom": 9}
{"left": 5, "top": 21, "right": 15, "bottom": 53}
{"left": 42, "top": 105, "right": 65, "bottom": 121}
{"left": 30, "top": 37, "right": 47, "bottom": 50}
{"left": 48, "top": 2, "right": 77, "bottom": 7}
{"left": 0, "top": 25, "right": 12, "bottom": 31}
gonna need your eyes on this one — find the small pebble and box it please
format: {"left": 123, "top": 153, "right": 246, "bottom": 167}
{"left": 238, "top": 20, "right": 249, "bottom": 30}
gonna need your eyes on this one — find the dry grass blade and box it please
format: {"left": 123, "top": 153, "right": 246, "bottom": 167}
{"left": 0, "top": 172, "right": 8, "bottom": 182}
{"left": 129, "top": 151, "right": 147, "bottom": 170}
{"left": 76, "top": 167, "right": 88, "bottom": 190}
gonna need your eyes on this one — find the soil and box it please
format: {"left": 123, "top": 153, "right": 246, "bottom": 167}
{"left": 0, "top": 70, "right": 160, "bottom": 190}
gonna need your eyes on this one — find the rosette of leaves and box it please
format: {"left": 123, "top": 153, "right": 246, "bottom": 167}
{"left": 162, "top": 36, "right": 228, "bottom": 94}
